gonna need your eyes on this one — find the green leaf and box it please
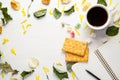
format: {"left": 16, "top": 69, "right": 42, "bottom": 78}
{"left": 64, "top": 6, "right": 75, "bottom": 15}
{"left": 1, "top": 7, "right": 12, "bottom": 25}
{"left": 106, "top": 26, "right": 119, "bottom": 36}
{"left": 97, "top": 0, "right": 107, "bottom": 6}
{"left": 0, "top": 62, "right": 19, "bottom": 75}
{"left": 0, "top": 2, "right": 2, "bottom": 9}
{"left": 20, "top": 70, "right": 34, "bottom": 79}
{"left": 34, "top": 9, "right": 47, "bottom": 18}
{"left": 1, "top": 18, "right": 5, "bottom": 25}
{"left": 53, "top": 66, "right": 68, "bottom": 80}
{"left": 53, "top": 8, "right": 62, "bottom": 19}
{"left": 75, "top": 23, "right": 81, "bottom": 29}
{"left": 66, "top": 62, "right": 76, "bottom": 72}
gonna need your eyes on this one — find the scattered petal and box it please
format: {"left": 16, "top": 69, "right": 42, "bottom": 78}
{"left": 28, "top": 57, "right": 39, "bottom": 69}
{"left": 112, "top": 11, "right": 120, "bottom": 22}
{"left": 11, "top": 0, "right": 20, "bottom": 11}
{"left": 115, "top": 20, "right": 120, "bottom": 26}
{"left": 89, "top": 29, "right": 94, "bottom": 35}
{"left": 56, "top": 62, "right": 62, "bottom": 66}
{"left": 21, "top": 19, "right": 27, "bottom": 24}
{"left": 49, "top": 9, "right": 53, "bottom": 15}
{"left": 39, "top": 8, "right": 45, "bottom": 11}
{"left": 85, "top": 38, "right": 92, "bottom": 44}
{"left": 118, "top": 39, "right": 120, "bottom": 43}
{"left": 81, "top": 0, "right": 86, "bottom": 5}
{"left": 2, "top": 38, "right": 9, "bottom": 45}
{"left": 90, "top": 33, "right": 96, "bottom": 38}
{"left": 21, "top": 23, "right": 26, "bottom": 33}
{"left": 26, "top": 23, "right": 32, "bottom": 29}
{"left": 11, "top": 48, "right": 16, "bottom": 55}
{"left": 61, "top": 0, "right": 71, "bottom": 4}
{"left": 109, "top": 0, "right": 113, "bottom": 5}
{"left": 79, "top": 14, "right": 84, "bottom": 22}
{"left": 113, "top": 3, "right": 119, "bottom": 9}
{"left": 43, "top": 66, "right": 50, "bottom": 73}
{"left": 71, "top": 71, "right": 75, "bottom": 79}
{"left": 1, "top": 73, "right": 5, "bottom": 78}
{"left": 36, "top": 74, "right": 40, "bottom": 80}
{"left": 10, "top": 78, "right": 18, "bottom": 80}
{"left": 70, "top": 31, "right": 75, "bottom": 38}
{"left": 58, "top": 0, "right": 61, "bottom": 7}
{"left": 62, "top": 6, "right": 66, "bottom": 13}
{"left": 1, "top": 52, "right": 5, "bottom": 57}
{"left": 67, "top": 26, "right": 72, "bottom": 32}
{"left": 84, "top": 24, "right": 88, "bottom": 29}
{"left": 82, "top": 2, "right": 91, "bottom": 12}
{"left": 21, "top": 8, "right": 26, "bottom": 17}
{"left": 0, "top": 26, "right": 2, "bottom": 34}
{"left": 74, "top": 3, "right": 79, "bottom": 11}
{"left": 75, "top": 29, "right": 80, "bottom": 35}
{"left": 23, "top": 31, "right": 27, "bottom": 34}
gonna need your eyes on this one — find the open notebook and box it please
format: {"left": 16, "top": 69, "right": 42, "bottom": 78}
{"left": 72, "top": 34, "right": 120, "bottom": 80}
{"left": 94, "top": 34, "right": 120, "bottom": 80}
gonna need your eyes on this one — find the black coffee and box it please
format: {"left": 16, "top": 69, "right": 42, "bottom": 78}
{"left": 87, "top": 6, "right": 108, "bottom": 27}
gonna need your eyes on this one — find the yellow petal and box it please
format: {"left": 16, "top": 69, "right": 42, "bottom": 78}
{"left": 75, "top": 29, "right": 80, "bottom": 35}
{"left": 23, "top": 30, "right": 27, "bottom": 34}
{"left": 21, "top": 19, "right": 27, "bottom": 24}
{"left": 21, "top": 23, "right": 26, "bottom": 31}
{"left": 49, "top": 9, "right": 53, "bottom": 15}
{"left": 2, "top": 38, "right": 9, "bottom": 45}
{"left": 89, "top": 29, "right": 94, "bottom": 35}
{"left": 62, "top": 6, "right": 66, "bottom": 13}
{"left": 36, "top": 74, "right": 40, "bottom": 80}
{"left": 43, "top": 66, "right": 50, "bottom": 73}
{"left": 1, "top": 52, "right": 5, "bottom": 57}
{"left": 26, "top": 24, "right": 32, "bottom": 29}
{"left": 56, "top": 62, "right": 62, "bottom": 66}
{"left": 109, "top": 0, "right": 113, "bottom": 5}
{"left": 79, "top": 14, "right": 84, "bottom": 22}
{"left": 39, "top": 8, "right": 45, "bottom": 10}
{"left": 82, "top": 2, "right": 91, "bottom": 12}
{"left": 21, "top": 8, "right": 26, "bottom": 16}
{"left": 118, "top": 39, "right": 120, "bottom": 43}
{"left": 10, "top": 78, "right": 18, "bottom": 80}
{"left": 1, "top": 73, "right": 5, "bottom": 78}
{"left": 11, "top": 48, "right": 16, "bottom": 55}
{"left": 113, "top": 3, "right": 119, "bottom": 9}
{"left": 58, "top": 0, "right": 61, "bottom": 8}
{"left": 81, "top": 0, "right": 86, "bottom": 5}
{"left": 71, "top": 72, "right": 76, "bottom": 79}
{"left": 74, "top": 3, "right": 79, "bottom": 11}
{"left": 84, "top": 24, "right": 88, "bottom": 29}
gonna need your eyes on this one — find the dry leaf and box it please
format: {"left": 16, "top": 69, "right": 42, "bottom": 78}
{"left": 11, "top": 0, "right": 20, "bottom": 10}
{"left": 0, "top": 26, "right": 2, "bottom": 34}
{"left": 41, "top": 0, "right": 50, "bottom": 5}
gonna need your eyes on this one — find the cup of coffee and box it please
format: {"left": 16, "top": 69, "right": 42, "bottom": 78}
{"left": 85, "top": 4, "right": 111, "bottom": 30}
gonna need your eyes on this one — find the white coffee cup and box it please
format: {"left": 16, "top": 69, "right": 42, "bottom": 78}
{"left": 85, "top": 4, "right": 111, "bottom": 30}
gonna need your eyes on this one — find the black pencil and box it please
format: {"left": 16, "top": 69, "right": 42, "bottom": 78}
{"left": 85, "top": 69, "right": 101, "bottom": 80}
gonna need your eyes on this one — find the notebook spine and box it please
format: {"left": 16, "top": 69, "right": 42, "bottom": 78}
{"left": 95, "top": 49, "right": 119, "bottom": 80}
